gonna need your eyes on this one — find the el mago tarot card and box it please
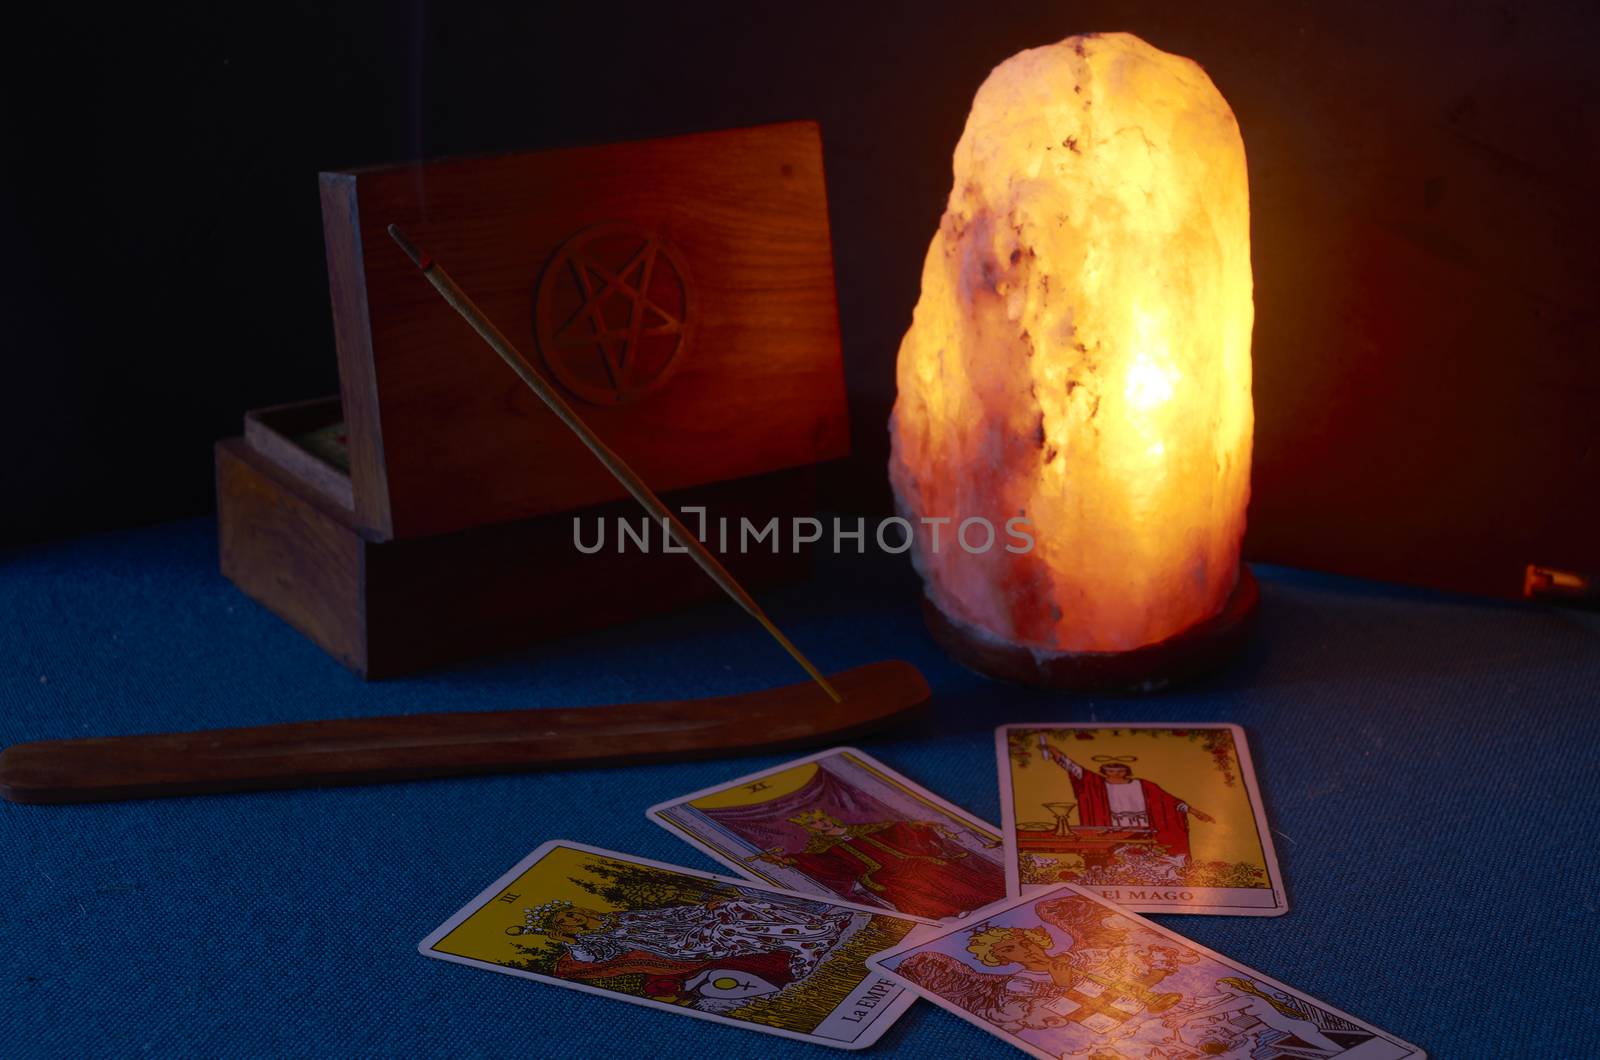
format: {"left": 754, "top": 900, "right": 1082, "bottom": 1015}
{"left": 997, "top": 724, "right": 1288, "bottom": 915}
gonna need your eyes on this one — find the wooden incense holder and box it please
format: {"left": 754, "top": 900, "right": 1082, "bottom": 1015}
{"left": 0, "top": 661, "right": 929, "bottom": 805}
{"left": 922, "top": 568, "right": 1260, "bottom": 694}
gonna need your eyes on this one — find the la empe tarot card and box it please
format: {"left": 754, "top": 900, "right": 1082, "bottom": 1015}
{"left": 996, "top": 724, "right": 1287, "bottom": 915}
{"left": 649, "top": 746, "right": 1008, "bottom": 924}
{"left": 418, "top": 841, "right": 917, "bottom": 1050}
{"left": 869, "top": 885, "right": 1425, "bottom": 1060}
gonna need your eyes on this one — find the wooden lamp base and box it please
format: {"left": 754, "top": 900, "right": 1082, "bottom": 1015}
{"left": 921, "top": 567, "right": 1260, "bottom": 694}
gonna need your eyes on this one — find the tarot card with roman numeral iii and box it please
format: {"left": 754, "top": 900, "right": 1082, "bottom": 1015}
{"left": 649, "top": 747, "right": 1009, "bottom": 924}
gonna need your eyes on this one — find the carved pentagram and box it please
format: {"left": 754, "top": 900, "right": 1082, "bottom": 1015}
{"left": 533, "top": 222, "right": 691, "bottom": 405}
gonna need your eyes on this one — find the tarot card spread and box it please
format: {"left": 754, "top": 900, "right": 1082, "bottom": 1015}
{"left": 869, "top": 885, "right": 1425, "bottom": 1060}
{"left": 418, "top": 841, "right": 917, "bottom": 1050}
{"left": 998, "top": 724, "right": 1287, "bottom": 915}
{"left": 649, "top": 747, "right": 1008, "bottom": 923}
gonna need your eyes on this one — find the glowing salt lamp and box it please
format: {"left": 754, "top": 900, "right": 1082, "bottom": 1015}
{"left": 889, "top": 32, "right": 1257, "bottom": 691}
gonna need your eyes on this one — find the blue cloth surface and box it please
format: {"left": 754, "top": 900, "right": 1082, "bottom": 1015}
{"left": 2, "top": 518, "right": 1598, "bottom": 1058}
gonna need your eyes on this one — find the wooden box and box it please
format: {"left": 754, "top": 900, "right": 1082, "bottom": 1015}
{"left": 216, "top": 122, "right": 849, "bottom": 677}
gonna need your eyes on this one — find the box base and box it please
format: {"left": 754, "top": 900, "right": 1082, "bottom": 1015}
{"left": 216, "top": 437, "right": 811, "bottom": 679}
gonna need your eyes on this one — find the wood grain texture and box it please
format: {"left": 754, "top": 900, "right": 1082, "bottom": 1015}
{"left": 243, "top": 397, "right": 354, "bottom": 512}
{"left": 319, "top": 120, "right": 848, "bottom": 541}
{"left": 216, "top": 438, "right": 367, "bottom": 670}
{"left": 319, "top": 173, "right": 393, "bottom": 535}
{"left": 0, "top": 661, "right": 929, "bottom": 804}
{"left": 216, "top": 427, "right": 815, "bottom": 679}
{"left": 358, "top": 463, "right": 813, "bottom": 678}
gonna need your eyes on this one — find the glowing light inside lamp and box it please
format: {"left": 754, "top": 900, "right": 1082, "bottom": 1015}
{"left": 889, "top": 32, "right": 1254, "bottom": 658}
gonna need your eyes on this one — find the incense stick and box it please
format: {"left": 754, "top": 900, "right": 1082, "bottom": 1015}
{"left": 387, "top": 224, "right": 842, "bottom": 703}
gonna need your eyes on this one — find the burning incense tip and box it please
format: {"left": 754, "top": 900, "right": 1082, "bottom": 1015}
{"left": 387, "top": 224, "right": 431, "bottom": 270}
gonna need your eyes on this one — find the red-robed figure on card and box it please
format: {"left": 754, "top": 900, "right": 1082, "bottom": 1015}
{"left": 754, "top": 809, "right": 1005, "bottom": 919}
{"left": 1039, "top": 745, "right": 1214, "bottom": 861}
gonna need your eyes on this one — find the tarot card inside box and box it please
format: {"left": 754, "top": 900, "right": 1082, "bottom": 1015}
{"left": 242, "top": 397, "right": 353, "bottom": 513}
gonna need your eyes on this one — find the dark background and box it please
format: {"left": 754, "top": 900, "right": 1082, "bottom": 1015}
{"left": 5, "top": 1, "right": 1597, "bottom": 600}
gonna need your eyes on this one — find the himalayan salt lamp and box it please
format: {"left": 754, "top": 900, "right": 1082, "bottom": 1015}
{"left": 889, "top": 32, "right": 1257, "bottom": 691}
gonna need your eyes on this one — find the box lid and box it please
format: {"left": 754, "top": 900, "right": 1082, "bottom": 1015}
{"left": 319, "top": 121, "right": 847, "bottom": 540}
